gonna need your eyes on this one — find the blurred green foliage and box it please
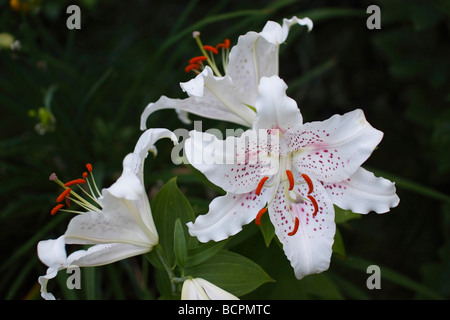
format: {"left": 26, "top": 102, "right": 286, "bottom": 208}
{"left": 0, "top": 0, "right": 449, "bottom": 300}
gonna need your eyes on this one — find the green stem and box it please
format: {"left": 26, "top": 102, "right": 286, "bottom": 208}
{"left": 153, "top": 245, "right": 177, "bottom": 294}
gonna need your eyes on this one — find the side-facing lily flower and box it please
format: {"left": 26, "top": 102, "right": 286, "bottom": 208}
{"left": 37, "top": 128, "right": 178, "bottom": 300}
{"left": 181, "top": 277, "right": 239, "bottom": 300}
{"left": 184, "top": 76, "right": 400, "bottom": 279}
{"left": 140, "top": 16, "right": 313, "bottom": 129}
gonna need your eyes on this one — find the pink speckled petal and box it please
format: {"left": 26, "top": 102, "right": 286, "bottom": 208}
{"left": 187, "top": 188, "right": 272, "bottom": 242}
{"left": 268, "top": 174, "right": 335, "bottom": 279}
{"left": 185, "top": 130, "right": 275, "bottom": 194}
{"left": 323, "top": 167, "right": 400, "bottom": 214}
{"left": 290, "top": 109, "right": 383, "bottom": 182}
{"left": 226, "top": 32, "right": 278, "bottom": 104}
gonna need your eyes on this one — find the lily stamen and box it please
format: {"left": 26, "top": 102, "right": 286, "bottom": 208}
{"left": 301, "top": 173, "right": 314, "bottom": 194}
{"left": 307, "top": 195, "right": 318, "bottom": 217}
{"left": 215, "top": 39, "right": 230, "bottom": 50}
{"left": 56, "top": 188, "right": 71, "bottom": 203}
{"left": 203, "top": 45, "right": 218, "bottom": 55}
{"left": 51, "top": 204, "right": 64, "bottom": 215}
{"left": 48, "top": 163, "right": 102, "bottom": 216}
{"left": 189, "top": 56, "right": 208, "bottom": 64}
{"left": 255, "top": 176, "right": 269, "bottom": 196}
{"left": 287, "top": 217, "right": 300, "bottom": 236}
{"left": 185, "top": 32, "right": 230, "bottom": 77}
{"left": 64, "top": 179, "right": 86, "bottom": 187}
{"left": 255, "top": 207, "right": 267, "bottom": 226}
{"left": 86, "top": 163, "right": 101, "bottom": 198}
{"left": 286, "top": 170, "right": 294, "bottom": 190}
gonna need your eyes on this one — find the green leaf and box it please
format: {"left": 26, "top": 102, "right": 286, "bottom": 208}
{"left": 185, "top": 239, "right": 229, "bottom": 268}
{"left": 335, "top": 206, "right": 362, "bottom": 224}
{"left": 258, "top": 211, "right": 275, "bottom": 247}
{"left": 174, "top": 219, "right": 187, "bottom": 268}
{"left": 332, "top": 227, "right": 346, "bottom": 257}
{"left": 184, "top": 250, "right": 274, "bottom": 297}
{"left": 150, "top": 177, "right": 197, "bottom": 266}
{"left": 301, "top": 273, "right": 344, "bottom": 300}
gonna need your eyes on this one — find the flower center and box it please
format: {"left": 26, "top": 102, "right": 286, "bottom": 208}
{"left": 49, "top": 163, "right": 102, "bottom": 215}
{"left": 254, "top": 156, "right": 318, "bottom": 237}
{"left": 184, "top": 31, "right": 230, "bottom": 77}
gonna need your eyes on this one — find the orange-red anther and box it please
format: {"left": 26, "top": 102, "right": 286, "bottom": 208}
{"left": 51, "top": 204, "right": 64, "bottom": 215}
{"left": 56, "top": 188, "right": 71, "bottom": 203}
{"left": 82, "top": 172, "right": 88, "bottom": 179}
{"left": 286, "top": 170, "right": 294, "bottom": 191}
{"left": 255, "top": 208, "right": 267, "bottom": 226}
{"left": 185, "top": 64, "right": 200, "bottom": 73}
{"left": 86, "top": 163, "right": 93, "bottom": 172}
{"left": 189, "top": 56, "right": 207, "bottom": 64}
{"left": 255, "top": 176, "right": 269, "bottom": 196}
{"left": 64, "top": 179, "right": 86, "bottom": 187}
{"left": 216, "top": 39, "right": 230, "bottom": 50}
{"left": 287, "top": 217, "right": 300, "bottom": 236}
{"left": 301, "top": 174, "right": 314, "bottom": 194}
{"left": 203, "top": 45, "right": 218, "bottom": 54}
{"left": 307, "top": 195, "right": 318, "bottom": 217}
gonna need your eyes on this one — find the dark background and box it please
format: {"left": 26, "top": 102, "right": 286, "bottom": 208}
{"left": 1, "top": 0, "right": 449, "bottom": 299}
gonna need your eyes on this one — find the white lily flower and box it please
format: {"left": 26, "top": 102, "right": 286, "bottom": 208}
{"left": 140, "top": 16, "right": 313, "bottom": 128}
{"left": 181, "top": 278, "right": 239, "bottom": 300}
{"left": 184, "top": 76, "right": 399, "bottom": 279}
{"left": 37, "top": 128, "right": 178, "bottom": 300}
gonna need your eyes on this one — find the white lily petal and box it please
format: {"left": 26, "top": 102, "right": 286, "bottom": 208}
{"left": 176, "top": 109, "right": 192, "bottom": 125}
{"left": 281, "top": 16, "right": 313, "bottom": 38}
{"left": 187, "top": 189, "right": 271, "bottom": 243}
{"left": 291, "top": 109, "right": 384, "bottom": 182}
{"left": 38, "top": 268, "right": 59, "bottom": 300}
{"left": 181, "top": 278, "right": 207, "bottom": 300}
{"left": 37, "top": 236, "right": 67, "bottom": 268}
{"left": 141, "top": 67, "right": 255, "bottom": 129}
{"left": 269, "top": 178, "right": 335, "bottom": 279}
{"left": 259, "top": 16, "right": 313, "bottom": 45}
{"left": 65, "top": 191, "right": 157, "bottom": 248}
{"left": 37, "top": 236, "right": 67, "bottom": 300}
{"left": 133, "top": 128, "right": 179, "bottom": 164}
{"left": 226, "top": 31, "right": 278, "bottom": 102}
{"left": 66, "top": 243, "right": 150, "bottom": 267}
{"left": 254, "top": 76, "right": 303, "bottom": 133}
{"left": 185, "top": 130, "right": 274, "bottom": 194}
{"left": 181, "top": 69, "right": 206, "bottom": 97}
{"left": 197, "top": 278, "right": 239, "bottom": 300}
{"left": 106, "top": 154, "right": 144, "bottom": 201}
{"left": 181, "top": 278, "right": 239, "bottom": 300}
{"left": 323, "top": 167, "right": 400, "bottom": 214}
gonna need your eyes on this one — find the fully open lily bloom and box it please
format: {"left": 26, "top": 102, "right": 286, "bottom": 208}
{"left": 140, "top": 16, "right": 312, "bottom": 129}
{"left": 37, "top": 128, "right": 178, "bottom": 300}
{"left": 181, "top": 278, "right": 239, "bottom": 300}
{"left": 184, "top": 76, "right": 400, "bottom": 279}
